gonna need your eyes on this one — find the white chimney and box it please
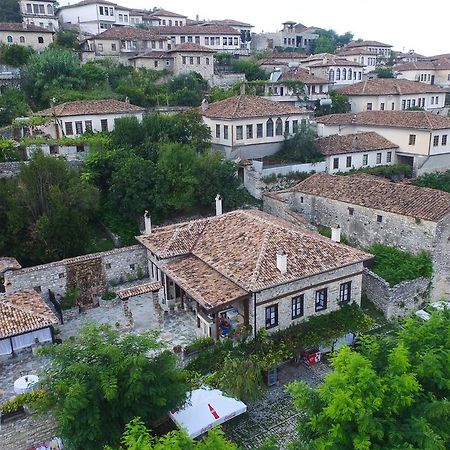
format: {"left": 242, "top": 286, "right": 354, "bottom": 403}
{"left": 215, "top": 194, "right": 222, "bottom": 216}
{"left": 201, "top": 98, "right": 209, "bottom": 111}
{"left": 331, "top": 226, "right": 341, "bottom": 242}
{"left": 144, "top": 210, "right": 152, "bottom": 235}
{"left": 276, "top": 251, "right": 288, "bottom": 274}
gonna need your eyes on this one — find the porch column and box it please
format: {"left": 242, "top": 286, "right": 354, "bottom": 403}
{"left": 214, "top": 312, "right": 220, "bottom": 340}
{"left": 243, "top": 297, "right": 249, "bottom": 326}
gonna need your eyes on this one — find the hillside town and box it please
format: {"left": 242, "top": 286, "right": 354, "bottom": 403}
{"left": 0, "top": 1, "right": 449, "bottom": 449}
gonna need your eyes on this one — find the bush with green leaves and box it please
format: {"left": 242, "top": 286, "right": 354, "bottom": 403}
{"left": 339, "top": 163, "right": 413, "bottom": 180}
{"left": 0, "top": 138, "right": 20, "bottom": 162}
{"left": 0, "top": 43, "right": 34, "bottom": 67}
{"left": 1, "top": 389, "right": 47, "bottom": 414}
{"left": 367, "top": 243, "right": 432, "bottom": 286}
{"left": 0, "top": 88, "right": 29, "bottom": 126}
{"left": 414, "top": 170, "right": 450, "bottom": 192}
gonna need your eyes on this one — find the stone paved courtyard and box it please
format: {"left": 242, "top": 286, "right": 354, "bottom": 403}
{"left": 222, "top": 361, "right": 331, "bottom": 449}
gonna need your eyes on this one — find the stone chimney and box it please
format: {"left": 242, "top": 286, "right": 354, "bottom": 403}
{"left": 351, "top": 135, "right": 358, "bottom": 150}
{"left": 201, "top": 98, "right": 209, "bottom": 111}
{"left": 331, "top": 226, "right": 341, "bottom": 242}
{"left": 22, "top": 22, "right": 27, "bottom": 30}
{"left": 144, "top": 210, "right": 152, "bottom": 235}
{"left": 240, "top": 82, "right": 246, "bottom": 95}
{"left": 215, "top": 194, "right": 222, "bottom": 216}
{"left": 276, "top": 251, "right": 288, "bottom": 274}
{"left": 125, "top": 96, "right": 130, "bottom": 103}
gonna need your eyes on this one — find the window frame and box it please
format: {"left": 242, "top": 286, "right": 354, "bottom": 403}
{"left": 339, "top": 281, "right": 352, "bottom": 303}
{"left": 315, "top": 288, "right": 328, "bottom": 312}
{"left": 265, "top": 304, "right": 278, "bottom": 329}
{"left": 291, "top": 294, "right": 304, "bottom": 319}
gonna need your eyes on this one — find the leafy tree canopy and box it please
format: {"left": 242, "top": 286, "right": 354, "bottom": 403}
{"left": 0, "top": 88, "right": 29, "bottom": 126}
{"left": 0, "top": 0, "right": 22, "bottom": 22}
{"left": 0, "top": 44, "right": 34, "bottom": 67}
{"left": 231, "top": 60, "right": 267, "bottom": 81}
{"left": 39, "top": 324, "right": 190, "bottom": 450}
{"left": 374, "top": 66, "right": 395, "bottom": 78}
{"left": 315, "top": 90, "right": 351, "bottom": 116}
{"left": 51, "top": 29, "right": 79, "bottom": 50}
{"left": 310, "top": 29, "right": 353, "bottom": 54}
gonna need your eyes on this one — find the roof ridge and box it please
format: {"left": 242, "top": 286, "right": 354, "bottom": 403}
{"left": 424, "top": 110, "right": 433, "bottom": 130}
{"left": 249, "top": 227, "right": 272, "bottom": 289}
{"left": 232, "top": 95, "right": 243, "bottom": 117}
{"left": 0, "top": 299, "right": 54, "bottom": 323}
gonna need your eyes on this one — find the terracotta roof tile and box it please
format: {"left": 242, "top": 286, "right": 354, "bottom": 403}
{"left": 305, "top": 54, "right": 365, "bottom": 67}
{"left": 338, "top": 79, "right": 446, "bottom": 95}
{"left": 0, "top": 257, "right": 21, "bottom": 274}
{"left": 317, "top": 132, "right": 398, "bottom": 156}
{"left": 269, "top": 51, "right": 309, "bottom": 59}
{"left": 92, "top": 26, "right": 166, "bottom": 40}
{"left": 337, "top": 48, "right": 373, "bottom": 57}
{"left": 316, "top": 110, "right": 450, "bottom": 130}
{"left": 149, "top": 24, "right": 239, "bottom": 35}
{"left": 292, "top": 173, "right": 450, "bottom": 221}
{"left": 0, "top": 23, "right": 53, "bottom": 33}
{"left": 148, "top": 8, "right": 187, "bottom": 18}
{"left": 200, "top": 95, "right": 308, "bottom": 119}
{"left": 137, "top": 210, "right": 371, "bottom": 301}
{"left": 280, "top": 68, "right": 330, "bottom": 84}
{"left": 0, "top": 290, "right": 59, "bottom": 339}
{"left": 395, "top": 58, "right": 450, "bottom": 71}
{"left": 346, "top": 40, "right": 392, "bottom": 48}
{"left": 34, "top": 99, "right": 144, "bottom": 117}
{"left": 117, "top": 282, "right": 162, "bottom": 299}
{"left": 167, "top": 43, "right": 215, "bottom": 53}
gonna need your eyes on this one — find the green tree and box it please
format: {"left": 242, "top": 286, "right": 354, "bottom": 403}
{"left": 414, "top": 170, "right": 450, "bottom": 192}
{"left": 40, "top": 324, "right": 190, "bottom": 450}
{"left": 0, "top": 44, "right": 34, "bottom": 67}
{"left": 0, "top": 139, "right": 20, "bottom": 162}
{"left": 0, "top": 88, "right": 29, "bottom": 126}
{"left": 107, "top": 418, "right": 237, "bottom": 450}
{"left": 51, "top": 29, "right": 79, "bottom": 50}
{"left": 288, "top": 310, "right": 450, "bottom": 449}
{"left": 167, "top": 72, "right": 208, "bottom": 106}
{"left": 315, "top": 90, "right": 351, "bottom": 116}
{"left": 231, "top": 60, "right": 267, "bottom": 81}
{"left": 374, "top": 67, "right": 394, "bottom": 78}
{"left": 0, "top": 0, "right": 22, "bottom": 22}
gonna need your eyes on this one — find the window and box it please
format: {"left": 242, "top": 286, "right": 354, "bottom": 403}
{"left": 366, "top": 102, "right": 373, "bottom": 111}
{"left": 38, "top": 36, "right": 44, "bottom": 44}
{"left": 26, "top": 3, "right": 32, "bottom": 13}
{"left": 196, "top": 56, "right": 201, "bottom": 64}
{"left": 348, "top": 207, "right": 354, "bottom": 216}
{"left": 223, "top": 37, "right": 227, "bottom": 45}
{"left": 223, "top": 125, "right": 229, "bottom": 140}
{"left": 180, "top": 36, "right": 185, "bottom": 43}
{"left": 257, "top": 123, "right": 263, "bottom": 138}
{"left": 284, "top": 120, "right": 289, "bottom": 135}
{"left": 234, "top": 37, "right": 238, "bottom": 46}
{"left": 246, "top": 124, "right": 253, "bottom": 139}
{"left": 236, "top": 125, "right": 243, "bottom": 140}
{"left": 376, "top": 153, "right": 382, "bottom": 164}
{"left": 19, "top": 36, "right": 25, "bottom": 43}
{"left": 101, "top": 119, "right": 108, "bottom": 132}
{"left": 362, "top": 154, "right": 368, "bottom": 166}
{"left": 39, "top": 4, "right": 44, "bottom": 13}
{"left": 76, "top": 145, "right": 85, "bottom": 153}
{"left": 119, "top": 14, "right": 123, "bottom": 21}
{"left": 228, "top": 37, "right": 233, "bottom": 45}
{"left": 130, "top": 263, "right": 136, "bottom": 270}
{"left": 99, "top": 6, "right": 104, "bottom": 14}
{"left": 75, "top": 121, "right": 83, "bottom": 134}
{"left": 205, "top": 37, "right": 209, "bottom": 45}
{"left": 275, "top": 118, "right": 283, "bottom": 136}
{"left": 336, "top": 68, "right": 341, "bottom": 80}
{"left": 265, "top": 304, "right": 278, "bottom": 329}
{"left": 206, "top": 57, "right": 210, "bottom": 65}
{"left": 333, "top": 157, "right": 339, "bottom": 170}
{"left": 189, "top": 57, "right": 194, "bottom": 65}
{"left": 182, "top": 56, "right": 186, "bottom": 64}
{"left": 346, "top": 156, "right": 352, "bottom": 168}
{"left": 58, "top": 273, "right": 65, "bottom": 279}
{"left": 401, "top": 100, "right": 406, "bottom": 110}
{"left": 187, "top": 36, "right": 193, "bottom": 43}
{"left": 266, "top": 118, "right": 274, "bottom": 137}
{"left": 195, "top": 36, "right": 200, "bottom": 44}
{"left": 85, "top": 120, "right": 92, "bottom": 132}
{"left": 33, "top": 4, "right": 39, "bottom": 13}
{"left": 49, "top": 145, "right": 58, "bottom": 154}
{"left": 407, "top": 99, "right": 411, "bottom": 109}
{"left": 97, "top": 43, "right": 103, "bottom": 52}
{"left": 168, "top": 20, "right": 172, "bottom": 26}
{"left": 442, "top": 135, "right": 448, "bottom": 146}
{"left": 409, "top": 134, "right": 416, "bottom": 145}
{"left": 391, "top": 102, "right": 395, "bottom": 110}
{"left": 377, "top": 215, "right": 383, "bottom": 223}
{"left": 6, "top": 35, "right": 13, "bottom": 43}
{"left": 433, "top": 135, "right": 439, "bottom": 146}
{"left": 292, "top": 120, "right": 298, "bottom": 132}
{"left": 65, "top": 122, "right": 73, "bottom": 135}
{"left": 315, "top": 288, "right": 327, "bottom": 312}
{"left": 387, "top": 151, "right": 392, "bottom": 163}
{"left": 339, "top": 281, "right": 351, "bottom": 303}
{"left": 109, "top": 7, "right": 113, "bottom": 15}
{"left": 215, "top": 124, "right": 220, "bottom": 138}
{"left": 380, "top": 102, "right": 385, "bottom": 111}
{"left": 111, "top": 43, "right": 116, "bottom": 51}
{"left": 292, "top": 295, "right": 304, "bottom": 319}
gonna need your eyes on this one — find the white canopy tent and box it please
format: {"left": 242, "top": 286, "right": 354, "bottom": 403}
{"left": 169, "top": 388, "right": 247, "bottom": 438}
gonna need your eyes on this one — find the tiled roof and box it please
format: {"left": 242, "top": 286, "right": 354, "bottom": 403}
{"left": 0, "top": 23, "right": 53, "bottom": 33}
{"left": 91, "top": 26, "right": 166, "bottom": 40}
{"left": 292, "top": 173, "right": 450, "bottom": 221}
{"left": 316, "top": 110, "right": 450, "bottom": 130}
{"left": 279, "top": 68, "right": 330, "bottom": 84}
{"left": 0, "top": 257, "right": 21, "bottom": 274}
{"left": 305, "top": 54, "right": 364, "bottom": 67}
{"left": 34, "top": 99, "right": 144, "bottom": 117}
{"left": 200, "top": 95, "right": 308, "bottom": 119}
{"left": 167, "top": 43, "right": 215, "bottom": 53}
{"left": 346, "top": 40, "right": 392, "bottom": 48}
{"left": 337, "top": 48, "right": 373, "bottom": 56}
{"left": 269, "top": 51, "right": 309, "bottom": 59}
{"left": 212, "top": 19, "right": 253, "bottom": 27}
{"left": 129, "top": 51, "right": 172, "bottom": 60}
{"left": 136, "top": 210, "right": 371, "bottom": 299}
{"left": 317, "top": 132, "right": 398, "bottom": 156}
{"left": 148, "top": 8, "right": 187, "bottom": 18}
{"left": 337, "top": 78, "right": 446, "bottom": 96}
{"left": 58, "top": 0, "right": 117, "bottom": 9}
{"left": 395, "top": 58, "right": 450, "bottom": 71}
{"left": 148, "top": 24, "right": 239, "bottom": 36}
{"left": 0, "top": 290, "right": 59, "bottom": 339}
{"left": 117, "top": 281, "right": 162, "bottom": 299}
{"left": 259, "top": 59, "right": 289, "bottom": 66}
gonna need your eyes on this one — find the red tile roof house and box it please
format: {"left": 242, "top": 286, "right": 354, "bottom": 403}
{"left": 0, "top": 289, "right": 59, "bottom": 356}
{"left": 136, "top": 207, "right": 371, "bottom": 339}
{"left": 200, "top": 94, "right": 310, "bottom": 160}
{"left": 263, "top": 173, "right": 450, "bottom": 300}
{"left": 33, "top": 99, "right": 145, "bottom": 139}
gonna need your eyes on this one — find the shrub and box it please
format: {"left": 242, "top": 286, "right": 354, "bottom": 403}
{"left": 60, "top": 288, "right": 80, "bottom": 310}
{"left": 184, "top": 336, "right": 215, "bottom": 354}
{"left": 367, "top": 244, "right": 433, "bottom": 286}
{"left": 339, "top": 164, "right": 413, "bottom": 180}
{"left": 101, "top": 290, "right": 117, "bottom": 301}
{"left": 414, "top": 171, "right": 450, "bottom": 192}
{"left": 1, "top": 389, "right": 47, "bottom": 414}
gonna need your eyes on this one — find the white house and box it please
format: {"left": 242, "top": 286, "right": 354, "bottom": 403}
{"left": 337, "top": 79, "right": 447, "bottom": 113}
{"left": 316, "top": 111, "right": 450, "bottom": 174}
{"left": 337, "top": 48, "right": 376, "bottom": 74}
{"left": 200, "top": 94, "right": 310, "bottom": 159}
{"left": 136, "top": 208, "right": 371, "bottom": 339}
{"left": 0, "top": 22, "right": 53, "bottom": 51}
{"left": 33, "top": 99, "right": 144, "bottom": 138}
{"left": 395, "top": 58, "right": 450, "bottom": 89}
{"left": 316, "top": 131, "right": 399, "bottom": 173}
{"left": 343, "top": 40, "right": 392, "bottom": 62}
{"left": 396, "top": 50, "right": 425, "bottom": 63}
{"left": 264, "top": 68, "right": 331, "bottom": 106}
{"left": 145, "top": 8, "right": 187, "bottom": 27}
{"left": 19, "top": 0, "right": 59, "bottom": 31}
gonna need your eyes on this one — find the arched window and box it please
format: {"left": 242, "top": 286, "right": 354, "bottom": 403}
{"left": 275, "top": 118, "right": 283, "bottom": 136}
{"left": 38, "top": 36, "right": 44, "bottom": 43}
{"left": 348, "top": 68, "right": 352, "bottom": 80}
{"left": 19, "top": 36, "right": 25, "bottom": 43}
{"left": 342, "top": 68, "right": 347, "bottom": 80}
{"left": 336, "top": 68, "right": 341, "bottom": 81}
{"left": 47, "top": 4, "right": 53, "bottom": 14}
{"left": 328, "top": 69, "right": 335, "bottom": 81}
{"left": 266, "top": 118, "right": 274, "bottom": 137}
{"left": 6, "top": 35, "right": 13, "bottom": 43}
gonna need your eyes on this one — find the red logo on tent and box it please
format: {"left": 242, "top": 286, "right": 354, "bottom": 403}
{"left": 208, "top": 403, "right": 219, "bottom": 420}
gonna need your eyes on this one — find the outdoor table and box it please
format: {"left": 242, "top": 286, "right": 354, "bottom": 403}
{"left": 13, "top": 374, "right": 39, "bottom": 394}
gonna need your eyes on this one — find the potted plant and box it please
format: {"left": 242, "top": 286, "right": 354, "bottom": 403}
{"left": 99, "top": 290, "right": 118, "bottom": 308}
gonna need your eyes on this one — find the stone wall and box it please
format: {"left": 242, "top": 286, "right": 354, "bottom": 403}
{"left": 4, "top": 245, "right": 148, "bottom": 299}
{"left": 0, "top": 160, "right": 83, "bottom": 179}
{"left": 211, "top": 72, "right": 246, "bottom": 88}
{"left": 362, "top": 268, "right": 430, "bottom": 319}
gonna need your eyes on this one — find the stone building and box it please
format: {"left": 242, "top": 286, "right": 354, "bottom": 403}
{"left": 0, "top": 22, "right": 53, "bottom": 51}
{"left": 342, "top": 40, "right": 392, "bottom": 62}
{"left": 19, "top": 0, "right": 59, "bottom": 31}
{"left": 136, "top": 208, "right": 371, "bottom": 339}
{"left": 263, "top": 173, "right": 450, "bottom": 299}
{"left": 395, "top": 57, "right": 450, "bottom": 89}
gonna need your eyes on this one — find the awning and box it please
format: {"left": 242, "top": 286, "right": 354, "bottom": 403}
{"left": 169, "top": 388, "right": 247, "bottom": 438}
